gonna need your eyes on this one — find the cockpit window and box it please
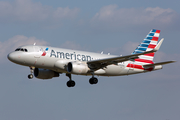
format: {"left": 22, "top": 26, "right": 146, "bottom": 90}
{"left": 20, "top": 48, "right": 24, "bottom": 51}
{"left": 15, "top": 48, "right": 20, "bottom": 51}
{"left": 15, "top": 48, "right": 28, "bottom": 52}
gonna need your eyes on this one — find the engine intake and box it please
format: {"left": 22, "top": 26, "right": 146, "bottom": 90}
{"left": 67, "top": 62, "right": 89, "bottom": 74}
{"left": 34, "top": 68, "right": 59, "bottom": 79}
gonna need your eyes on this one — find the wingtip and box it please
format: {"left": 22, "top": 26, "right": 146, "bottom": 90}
{"left": 170, "top": 60, "right": 176, "bottom": 63}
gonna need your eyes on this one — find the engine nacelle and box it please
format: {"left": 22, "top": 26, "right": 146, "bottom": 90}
{"left": 34, "top": 68, "right": 59, "bottom": 79}
{"left": 67, "top": 62, "right": 89, "bottom": 74}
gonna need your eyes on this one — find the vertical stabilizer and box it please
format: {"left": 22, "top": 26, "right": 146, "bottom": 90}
{"left": 132, "top": 29, "right": 160, "bottom": 65}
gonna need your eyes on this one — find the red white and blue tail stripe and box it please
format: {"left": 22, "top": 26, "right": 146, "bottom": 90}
{"left": 132, "top": 29, "right": 160, "bottom": 65}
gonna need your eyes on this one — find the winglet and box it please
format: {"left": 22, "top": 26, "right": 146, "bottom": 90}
{"left": 154, "top": 38, "right": 164, "bottom": 52}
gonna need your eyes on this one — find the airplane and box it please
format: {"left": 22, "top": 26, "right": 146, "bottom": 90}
{"left": 7, "top": 29, "right": 175, "bottom": 87}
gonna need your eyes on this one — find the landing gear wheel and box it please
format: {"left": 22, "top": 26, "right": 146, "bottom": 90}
{"left": 28, "top": 74, "right": 33, "bottom": 79}
{"left": 67, "top": 80, "right": 76, "bottom": 87}
{"left": 89, "top": 77, "right": 98, "bottom": 84}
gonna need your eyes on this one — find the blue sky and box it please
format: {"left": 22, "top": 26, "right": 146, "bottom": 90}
{"left": 0, "top": 0, "right": 180, "bottom": 120}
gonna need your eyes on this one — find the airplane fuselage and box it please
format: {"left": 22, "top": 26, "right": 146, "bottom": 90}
{"left": 8, "top": 45, "right": 160, "bottom": 77}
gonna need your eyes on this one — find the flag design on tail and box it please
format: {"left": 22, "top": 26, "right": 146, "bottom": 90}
{"left": 127, "top": 29, "right": 160, "bottom": 70}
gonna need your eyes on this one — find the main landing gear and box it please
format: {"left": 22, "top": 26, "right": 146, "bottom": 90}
{"left": 28, "top": 67, "right": 34, "bottom": 79}
{"left": 65, "top": 73, "right": 98, "bottom": 87}
{"left": 89, "top": 71, "right": 98, "bottom": 85}
{"left": 89, "top": 77, "right": 98, "bottom": 84}
{"left": 66, "top": 74, "right": 76, "bottom": 87}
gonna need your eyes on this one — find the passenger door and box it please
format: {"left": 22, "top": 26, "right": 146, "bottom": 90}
{"left": 33, "top": 46, "right": 41, "bottom": 58}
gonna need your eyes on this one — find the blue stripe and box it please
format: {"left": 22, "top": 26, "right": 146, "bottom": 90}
{"left": 152, "top": 29, "right": 156, "bottom": 32}
{"left": 138, "top": 47, "right": 146, "bottom": 51}
{"left": 140, "top": 44, "right": 149, "bottom": 47}
{"left": 143, "top": 40, "right": 151, "bottom": 44}
{"left": 146, "top": 37, "right": 153, "bottom": 40}
{"left": 148, "top": 33, "right": 154, "bottom": 37}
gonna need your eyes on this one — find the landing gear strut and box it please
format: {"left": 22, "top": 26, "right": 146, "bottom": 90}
{"left": 89, "top": 71, "right": 98, "bottom": 85}
{"left": 66, "top": 73, "right": 75, "bottom": 87}
{"left": 28, "top": 67, "right": 34, "bottom": 79}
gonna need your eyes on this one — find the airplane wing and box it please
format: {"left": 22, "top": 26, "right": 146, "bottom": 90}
{"left": 87, "top": 38, "right": 164, "bottom": 70}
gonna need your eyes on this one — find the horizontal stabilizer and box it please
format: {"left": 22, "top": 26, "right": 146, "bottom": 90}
{"left": 143, "top": 60, "right": 176, "bottom": 67}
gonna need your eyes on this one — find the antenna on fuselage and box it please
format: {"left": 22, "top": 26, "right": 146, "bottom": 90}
{"left": 33, "top": 43, "right": 36, "bottom": 45}
{"left": 101, "top": 51, "right": 103, "bottom": 54}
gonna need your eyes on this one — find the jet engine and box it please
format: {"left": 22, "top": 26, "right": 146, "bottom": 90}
{"left": 67, "top": 62, "right": 89, "bottom": 74}
{"left": 34, "top": 68, "right": 59, "bottom": 79}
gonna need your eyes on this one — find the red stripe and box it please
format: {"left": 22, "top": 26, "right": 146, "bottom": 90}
{"left": 127, "top": 64, "right": 144, "bottom": 70}
{"left": 144, "top": 53, "right": 155, "bottom": 57}
{"left": 135, "top": 59, "right": 154, "bottom": 64}
{"left": 156, "top": 30, "right": 160, "bottom": 33}
{"left": 127, "top": 64, "right": 154, "bottom": 71}
{"left": 134, "top": 64, "right": 144, "bottom": 69}
{"left": 148, "top": 44, "right": 156, "bottom": 49}
{"left": 152, "top": 37, "right": 158, "bottom": 41}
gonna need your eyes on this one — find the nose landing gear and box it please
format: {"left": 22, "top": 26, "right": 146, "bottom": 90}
{"left": 28, "top": 67, "right": 34, "bottom": 79}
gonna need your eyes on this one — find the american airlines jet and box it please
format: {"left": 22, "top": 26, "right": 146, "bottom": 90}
{"left": 8, "top": 29, "right": 175, "bottom": 87}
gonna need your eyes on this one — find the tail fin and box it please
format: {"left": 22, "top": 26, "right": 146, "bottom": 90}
{"left": 132, "top": 29, "right": 161, "bottom": 65}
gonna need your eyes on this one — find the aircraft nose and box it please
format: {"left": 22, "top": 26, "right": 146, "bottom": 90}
{"left": 7, "top": 52, "right": 19, "bottom": 62}
{"left": 7, "top": 52, "right": 14, "bottom": 61}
